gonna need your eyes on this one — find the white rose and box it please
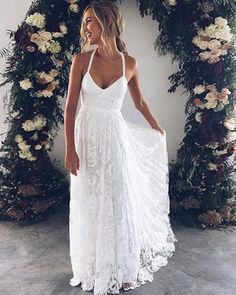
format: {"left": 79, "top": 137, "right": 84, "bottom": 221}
{"left": 205, "top": 24, "right": 217, "bottom": 38}
{"left": 49, "top": 69, "right": 58, "bottom": 77}
{"left": 208, "top": 39, "right": 221, "bottom": 51}
{"left": 168, "top": 0, "right": 177, "bottom": 6}
{"left": 59, "top": 23, "right": 68, "bottom": 35}
{"left": 28, "top": 156, "right": 37, "bottom": 161}
{"left": 38, "top": 30, "right": 52, "bottom": 41}
{"left": 11, "top": 110, "right": 20, "bottom": 118}
{"left": 205, "top": 91, "right": 217, "bottom": 102}
{"left": 205, "top": 100, "right": 218, "bottom": 109}
{"left": 52, "top": 32, "right": 64, "bottom": 38}
{"left": 51, "top": 79, "right": 60, "bottom": 87}
{"left": 224, "top": 118, "right": 235, "bottom": 130}
{"left": 15, "top": 134, "right": 24, "bottom": 143}
{"left": 193, "top": 84, "right": 206, "bottom": 94}
{"left": 221, "top": 88, "right": 231, "bottom": 95}
{"left": 45, "top": 142, "right": 50, "bottom": 149}
{"left": 18, "top": 141, "right": 31, "bottom": 151}
{"left": 19, "top": 78, "right": 33, "bottom": 90}
{"left": 226, "top": 130, "right": 236, "bottom": 142}
{"left": 34, "top": 144, "right": 42, "bottom": 150}
{"left": 199, "top": 51, "right": 211, "bottom": 61}
{"left": 26, "top": 12, "right": 46, "bottom": 29}
{"left": 37, "top": 71, "right": 54, "bottom": 83}
{"left": 215, "top": 16, "right": 228, "bottom": 28}
{"left": 38, "top": 41, "right": 51, "bottom": 54}
{"left": 19, "top": 150, "right": 33, "bottom": 159}
{"left": 22, "top": 120, "right": 35, "bottom": 132}
{"left": 218, "top": 26, "right": 233, "bottom": 42}
{"left": 67, "top": 0, "right": 78, "bottom": 3}
{"left": 42, "top": 89, "right": 54, "bottom": 97}
{"left": 69, "top": 4, "right": 79, "bottom": 13}
{"left": 34, "top": 115, "right": 47, "bottom": 130}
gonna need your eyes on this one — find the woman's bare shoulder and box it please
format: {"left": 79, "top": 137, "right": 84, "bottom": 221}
{"left": 124, "top": 53, "right": 137, "bottom": 76}
{"left": 72, "top": 50, "right": 93, "bottom": 74}
{"left": 73, "top": 50, "right": 93, "bottom": 63}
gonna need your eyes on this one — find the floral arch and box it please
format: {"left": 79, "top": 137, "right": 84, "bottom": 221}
{"left": 0, "top": 0, "right": 235, "bottom": 227}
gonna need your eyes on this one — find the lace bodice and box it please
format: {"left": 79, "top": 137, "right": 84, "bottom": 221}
{"left": 80, "top": 46, "right": 127, "bottom": 111}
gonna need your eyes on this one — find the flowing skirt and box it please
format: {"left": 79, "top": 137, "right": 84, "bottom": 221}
{"left": 69, "top": 105, "right": 178, "bottom": 295}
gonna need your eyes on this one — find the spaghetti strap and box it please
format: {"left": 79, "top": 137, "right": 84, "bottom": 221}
{"left": 121, "top": 52, "right": 125, "bottom": 76}
{"left": 86, "top": 47, "right": 97, "bottom": 73}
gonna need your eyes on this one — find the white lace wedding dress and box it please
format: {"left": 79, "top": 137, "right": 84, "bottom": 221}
{"left": 69, "top": 46, "right": 178, "bottom": 295}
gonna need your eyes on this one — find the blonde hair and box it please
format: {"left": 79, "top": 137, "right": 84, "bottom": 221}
{"left": 80, "top": 0, "right": 128, "bottom": 60}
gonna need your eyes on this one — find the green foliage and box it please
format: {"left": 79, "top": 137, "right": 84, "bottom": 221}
{"left": 138, "top": 0, "right": 236, "bottom": 228}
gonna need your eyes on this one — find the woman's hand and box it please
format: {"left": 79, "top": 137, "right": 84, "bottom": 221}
{"left": 151, "top": 121, "right": 165, "bottom": 135}
{"left": 64, "top": 148, "right": 80, "bottom": 176}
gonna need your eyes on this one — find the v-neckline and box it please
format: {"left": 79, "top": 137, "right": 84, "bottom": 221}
{"left": 86, "top": 47, "right": 126, "bottom": 91}
{"left": 86, "top": 72, "right": 127, "bottom": 91}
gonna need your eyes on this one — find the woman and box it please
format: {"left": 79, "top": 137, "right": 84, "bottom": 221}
{"left": 64, "top": 1, "right": 178, "bottom": 294}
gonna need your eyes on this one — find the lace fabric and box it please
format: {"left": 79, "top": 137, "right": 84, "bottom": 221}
{"left": 69, "top": 47, "right": 178, "bottom": 295}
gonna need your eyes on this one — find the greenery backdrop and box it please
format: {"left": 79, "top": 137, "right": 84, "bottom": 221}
{"left": 0, "top": 0, "right": 235, "bottom": 227}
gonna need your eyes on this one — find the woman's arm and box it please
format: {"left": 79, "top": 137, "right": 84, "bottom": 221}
{"left": 64, "top": 53, "right": 83, "bottom": 151}
{"left": 127, "top": 58, "right": 164, "bottom": 134}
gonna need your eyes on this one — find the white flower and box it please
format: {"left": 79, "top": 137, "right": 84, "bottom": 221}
{"left": 224, "top": 118, "right": 235, "bottom": 130}
{"left": 19, "top": 150, "right": 33, "bottom": 159}
{"left": 51, "top": 79, "right": 59, "bottom": 86}
{"left": 47, "top": 40, "right": 61, "bottom": 54}
{"left": 59, "top": 23, "right": 68, "bottom": 35}
{"left": 215, "top": 16, "right": 228, "bottom": 28}
{"left": 36, "top": 89, "right": 54, "bottom": 97}
{"left": 49, "top": 69, "right": 58, "bottom": 77}
{"left": 52, "top": 32, "right": 64, "bottom": 38}
{"left": 15, "top": 134, "right": 24, "bottom": 143}
{"left": 208, "top": 163, "right": 218, "bottom": 171}
{"left": 45, "top": 142, "right": 50, "bottom": 149}
{"left": 193, "top": 84, "right": 206, "bottom": 94}
{"left": 205, "top": 91, "right": 217, "bottom": 102}
{"left": 192, "top": 36, "right": 209, "bottom": 50}
{"left": 28, "top": 156, "right": 37, "bottom": 161}
{"left": 214, "top": 148, "right": 228, "bottom": 156}
{"left": 34, "top": 144, "right": 42, "bottom": 150}
{"left": 34, "top": 115, "right": 47, "bottom": 130}
{"left": 22, "top": 114, "right": 47, "bottom": 132}
{"left": 199, "top": 51, "right": 212, "bottom": 61}
{"left": 22, "top": 120, "right": 35, "bottom": 132}
{"left": 67, "top": 0, "right": 78, "bottom": 4}
{"left": 168, "top": 0, "right": 177, "bottom": 6}
{"left": 208, "top": 39, "right": 221, "bottom": 51}
{"left": 204, "top": 100, "right": 218, "bottom": 109}
{"left": 26, "top": 12, "right": 46, "bottom": 29}
{"left": 205, "top": 142, "right": 219, "bottom": 149}
{"left": 195, "top": 112, "right": 202, "bottom": 123}
{"left": 11, "top": 110, "right": 20, "bottom": 118}
{"left": 19, "top": 78, "right": 33, "bottom": 90}
{"left": 38, "top": 41, "right": 51, "bottom": 54}
{"left": 37, "top": 71, "right": 54, "bottom": 83}
{"left": 226, "top": 130, "right": 236, "bottom": 142}
{"left": 18, "top": 141, "right": 31, "bottom": 151}
{"left": 69, "top": 3, "right": 79, "bottom": 13}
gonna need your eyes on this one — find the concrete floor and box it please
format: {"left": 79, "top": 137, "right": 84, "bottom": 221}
{"left": 1, "top": 203, "right": 236, "bottom": 295}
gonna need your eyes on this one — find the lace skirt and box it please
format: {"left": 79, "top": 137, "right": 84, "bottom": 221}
{"left": 69, "top": 106, "right": 178, "bottom": 295}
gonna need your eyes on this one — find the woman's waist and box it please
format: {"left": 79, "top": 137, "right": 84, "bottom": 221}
{"left": 79, "top": 104, "right": 122, "bottom": 113}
